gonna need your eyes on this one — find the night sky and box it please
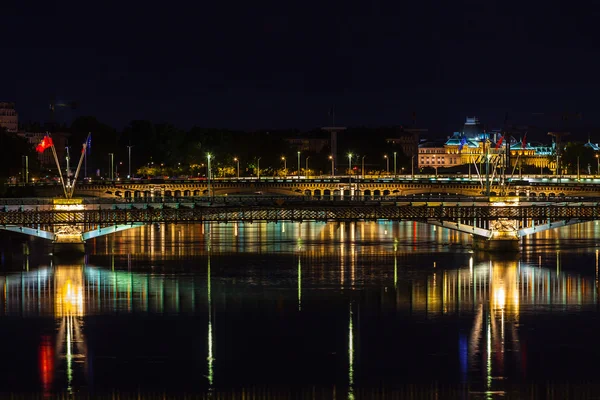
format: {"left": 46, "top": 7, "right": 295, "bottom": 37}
{"left": 1, "top": 1, "right": 599, "bottom": 136}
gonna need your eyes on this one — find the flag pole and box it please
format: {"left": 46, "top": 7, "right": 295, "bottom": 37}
{"left": 69, "top": 133, "right": 90, "bottom": 198}
{"left": 48, "top": 134, "right": 68, "bottom": 199}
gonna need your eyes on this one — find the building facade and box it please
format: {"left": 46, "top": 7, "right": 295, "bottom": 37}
{"left": 385, "top": 127, "right": 424, "bottom": 158}
{"left": 0, "top": 102, "right": 18, "bottom": 132}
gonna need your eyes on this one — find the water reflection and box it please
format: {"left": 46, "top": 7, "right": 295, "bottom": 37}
{"left": 2, "top": 220, "right": 600, "bottom": 394}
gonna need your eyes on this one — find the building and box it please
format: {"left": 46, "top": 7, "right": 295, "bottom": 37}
{"left": 418, "top": 139, "right": 463, "bottom": 169}
{"left": 385, "top": 127, "right": 424, "bottom": 158}
{"left": 418, "top": 130, "right": 553, "bottom": 172}
{"left": 19, "top": 131, "right": 69, "bottom": 168}
{"left": 462, "top": 117, "right": 486, "bottom": 140}
{"left": 0, "top": 102, "right": 18, "bottom": 132}
{"left": 286, "top": 137, "right": 328, "bottom": 153}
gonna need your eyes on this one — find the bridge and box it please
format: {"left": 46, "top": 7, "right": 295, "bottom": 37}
{"left": 2, "top": 195, "right": 600, "bottom": 253}
{"left": 8, "top": 175, "right": 600, "bottom": 199}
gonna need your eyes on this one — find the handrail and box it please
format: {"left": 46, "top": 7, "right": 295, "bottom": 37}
{"left": 0, "top": 194, "right": 596, "bottom": 206}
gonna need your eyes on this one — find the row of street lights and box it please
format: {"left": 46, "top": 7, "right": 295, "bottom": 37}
{"left": 205, "top": 151, "right": 408, "bottom": 181}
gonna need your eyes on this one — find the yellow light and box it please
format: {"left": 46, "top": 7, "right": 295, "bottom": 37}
{"left": 493, "top": 286, "right": 506, "bottom": 309}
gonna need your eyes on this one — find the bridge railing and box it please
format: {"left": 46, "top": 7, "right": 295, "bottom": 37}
{"left": 0, "top": 194, "right": 596, "bottom": 207}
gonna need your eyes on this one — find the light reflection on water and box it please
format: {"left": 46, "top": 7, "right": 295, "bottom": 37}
{"left": 1, "top": 220, "right": 600, "bottom": 395}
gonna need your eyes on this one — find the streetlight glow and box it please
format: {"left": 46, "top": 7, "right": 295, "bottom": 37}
{"left": 206, "top": 153, "right": 212, "bottom": 197}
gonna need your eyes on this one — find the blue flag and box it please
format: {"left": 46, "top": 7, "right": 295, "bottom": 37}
{"left": 458, "top": 136, "right": 467, "bottom": 151}
{"left": 86, "top": 134, "right": 92, "bottom": 155}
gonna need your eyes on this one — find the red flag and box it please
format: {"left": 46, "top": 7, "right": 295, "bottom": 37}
{"left": 495, "top": 136, "right": 504, "bottom": 149}
{"left": 35, "top": 136, "right": 54, "bottom": 153}
{"left": 522, "top": 134, "right": 527, "bottom": 149}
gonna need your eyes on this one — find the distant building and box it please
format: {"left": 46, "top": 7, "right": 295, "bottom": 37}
{"left": 0, "top": 102, "right": 18, "bottom": 132}
{"left": 18, "top": 131, "right": 69, "bottom": 167}
{"left": 462, "top": 117, "right": 485, "bottom": 140}
{"left": 286, "top": 137, "right": 328, "bottom": 153}
{"left": 385, "top": 127, "right": 424, "bottom": 158}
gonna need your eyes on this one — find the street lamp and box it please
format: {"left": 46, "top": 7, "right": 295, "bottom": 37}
{"left": 108, "top": 153, "right": 114, "bottom": 181}
{"left": 596, "top": 154, "right": 599, "bottom": 175}
{"left": 306, "top": 156, "right": 310, "bottom": 178}
{"left": 297, "top": 151, "right": 301, "bottom": 179}
{"left": 234, "top": 157, "right": 240, "bottom": 178}
{"left": 361, "top": 155, "right": 366, "bottom": 178}
{"left": 393, "top": 152, "right": 397, "bottom": 178}
{"left": 384, "top": 155, "right": 389, "bottom": 174}
{"left": 329, "top": 155, "right": 334, "bottom": 177}
{"left": 207, "top": 153, "right": 212, "bottom": 197}
{"left": 257, "top": 157, "right": 261, "bottom": 179}
{"left": 281, "top": 156, "right": 286, "bottom": 175}
{"left": 127, "top": 145, "right": 133, "bottom": 178}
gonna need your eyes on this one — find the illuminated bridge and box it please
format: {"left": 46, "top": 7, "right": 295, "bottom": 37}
{"left": 9, "top": 176, "right": 600, "bottom": 199}
{"left": 2, "top": 195, "right": 600, "bottom": 252}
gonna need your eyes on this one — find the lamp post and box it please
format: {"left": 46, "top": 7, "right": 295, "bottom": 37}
{"left": 127, "top": 145, "right": 133, "bottom": 178}
{"left": 108, "top": 153, "right": 114, "bottom": 181}
{"left": 234, "top": 157, "right": 240, "bottom": 178}
{"left": 384, "top": 155, "right": 389, "bottom": 174}
{"left": 596, "top": 154, "right": 599, "bottom": 175}
{"left": 306, "top": 156, "right": 310, "bottom": 178}
{"left": 207, "top": 153, "right": 212, "bottom": 197}
{"left": 257, "top": 157, "right": 261, "bottom": 179}
{"left": 393, "top": 152, "right": 397, "bottom": 178}
{"left": 329, "top": 155, "right": 334, "bottom": 176}
{"left": 361, "top": 155, "right": 366, "bottom": 178}
{"left": 411, "top": 155, "right": 415, "bottom": 179}
{"left": 297, "top": 151, "right": 301, "bottom": 179}
{"left": 281, "top": 156, "right": 286, "bottom": 175}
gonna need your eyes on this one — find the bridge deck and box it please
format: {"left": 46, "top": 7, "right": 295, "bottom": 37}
{"left": 0, "top": 197, "right": 599, "bottom": 224}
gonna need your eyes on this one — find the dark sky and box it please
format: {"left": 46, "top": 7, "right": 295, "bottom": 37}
{"left": 1, "top": 1, "right": 599, "bottom": 135}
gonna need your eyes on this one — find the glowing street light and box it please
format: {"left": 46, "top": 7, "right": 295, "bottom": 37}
{"left": 281, "top": 156, "right": 286, "bottom": 173}
{"left": 233, "top": 157, "right": 240, "bottom": 178}
{"left": 207, "top": 153, "right": 212, "bottom": 197}
{"left": 297, "top": 151, "right": 301, "bottom": 179}
{"left": 306, "top": 156, "right": 310, "bottom": 178}
{"left": 329, "top": 155, "right": 334, "bottom": 177}
{"left": 384, "top": 154, "right": 389, "bottom": 174}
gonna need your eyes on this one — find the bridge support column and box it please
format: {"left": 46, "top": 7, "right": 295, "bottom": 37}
{"left": 472, "top": 236, "right": 520, "bottom": 252}
{"left": 53, "top": 240, "right": 85, "bottom": 255}
{"left": 473, "top": 219, "right": 520, "bottom": 253}
{"left": 52, "top": 225, "right": 85, "bottom": 255}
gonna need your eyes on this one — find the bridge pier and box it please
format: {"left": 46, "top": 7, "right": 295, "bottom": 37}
{"left": 472, "top": 236, "right": 520, "bottom": 252}
{"left": 52, "top": 240, "right": 85, "bottom": 255}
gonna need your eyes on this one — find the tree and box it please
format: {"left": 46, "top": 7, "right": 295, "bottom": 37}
{"left": 0, "top": 128, "right": 38, "bottom": 192}
{"left": 561, "top": 142, "right": 595, "bottom": 174}
{"left": 71, "top": 116, "right": 118, "bottom": 176}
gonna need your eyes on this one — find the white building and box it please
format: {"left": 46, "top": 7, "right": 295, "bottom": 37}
{"left": 0, "top": 102, "right": 18, "bottom": 132}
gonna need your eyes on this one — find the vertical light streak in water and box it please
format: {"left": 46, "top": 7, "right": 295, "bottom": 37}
{"left": 556, "top": 251, "right": 560, "bottom": 276}
{"left": 350, "top": 223, "right": 355, "bottom": 285}
{"left": 66, "top": 315, "right": 73, "bottom": 393}
{"left": 394, "top": 255, "right": 397, "bottom": 289}
{"left": 486, "top": 313, "right": 492, "bottom": 393}
{"left": 340, "top": 223, "right": 345, "bottom": 286}
{"left": 459, "top": 333, "right": 468, "bottom": 383}
{"left": 297, "top": 255, "right": 302, "bottom": 311}
{"left": 207, "top": 253, "right": 214, "bottom": 387}
{"left": 594, "top": 250, "right": 598, "bottom": 302}
{"left": 348, "top": 303, "right": 354, "bottom": 400}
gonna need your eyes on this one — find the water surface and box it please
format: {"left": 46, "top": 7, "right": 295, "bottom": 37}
{"left": 1, "top": 220, "right": 600, "bottom": 398}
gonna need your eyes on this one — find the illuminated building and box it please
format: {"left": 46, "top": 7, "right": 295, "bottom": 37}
{"left": 0, "top": 102, "right": 18, "bottom": 132}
